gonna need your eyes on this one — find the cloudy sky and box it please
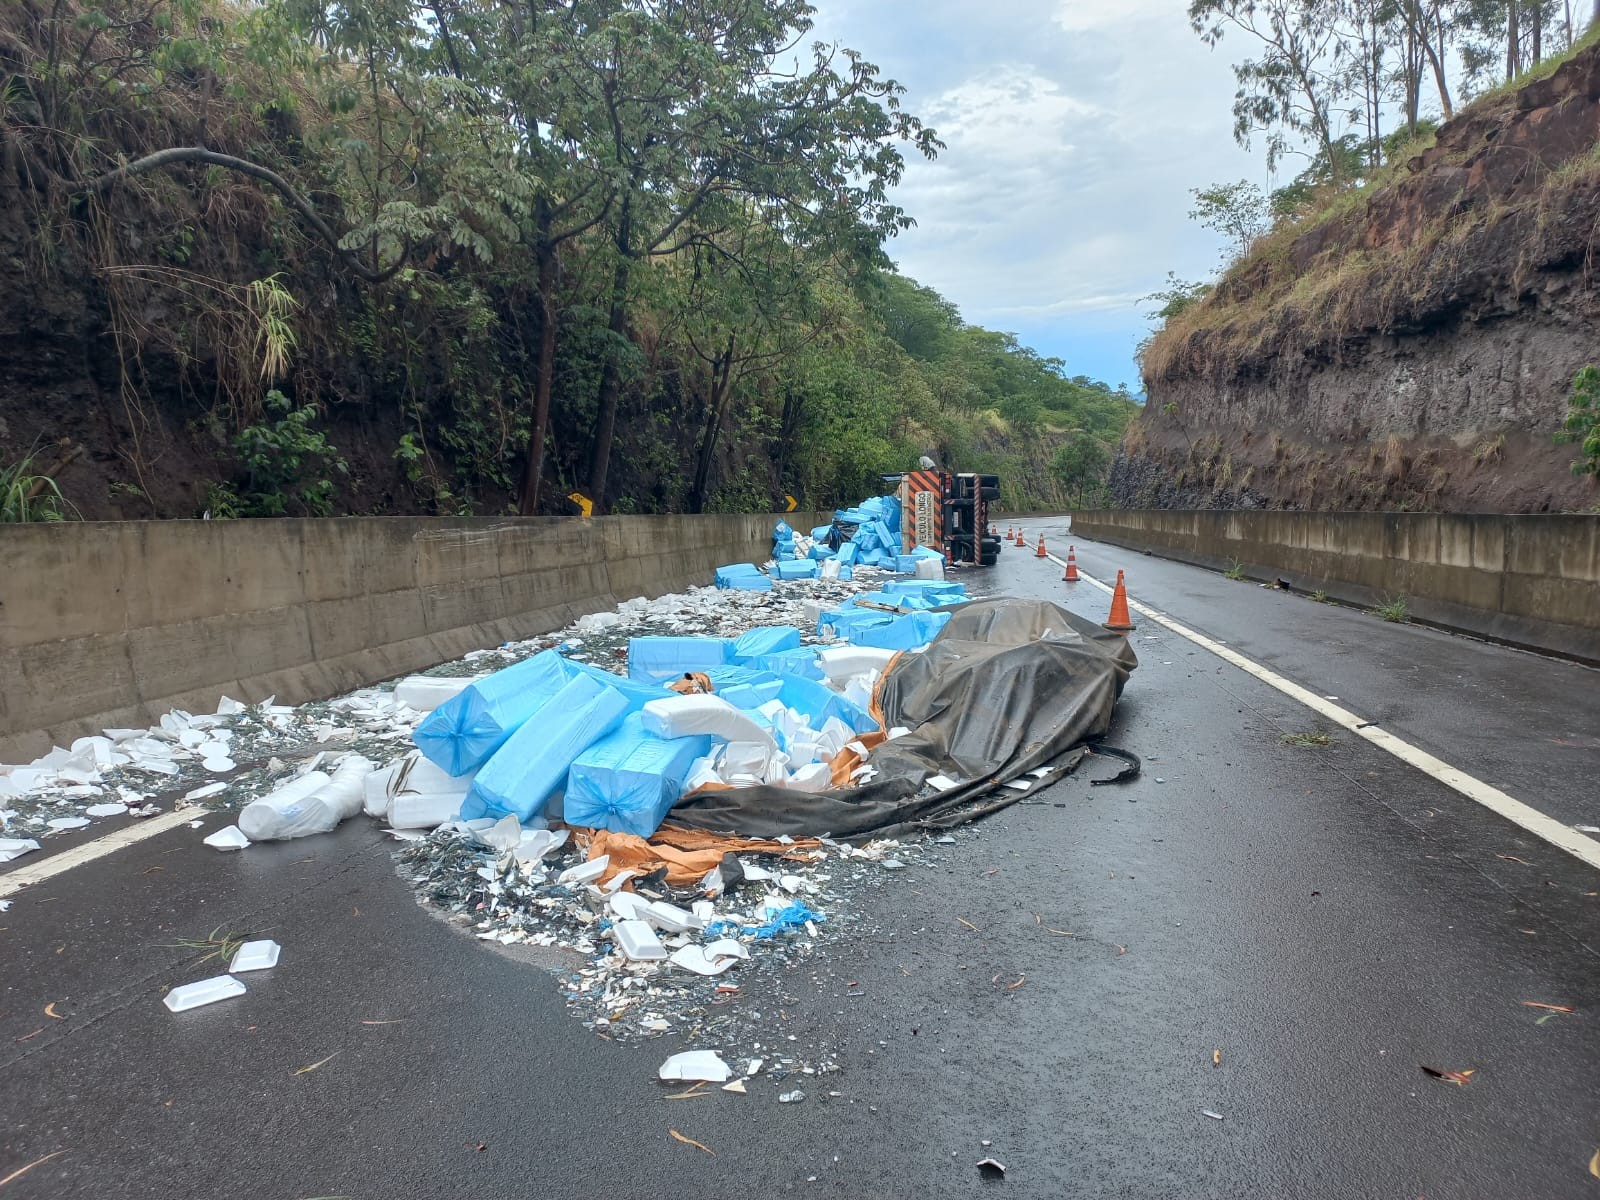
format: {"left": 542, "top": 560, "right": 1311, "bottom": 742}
{"left": 810, "top": 0, "right": 1263, "bottom": 393}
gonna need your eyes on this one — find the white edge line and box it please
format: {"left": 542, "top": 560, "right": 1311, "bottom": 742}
{"left": 1030, "top": 540, "right": 1600, "bottom": 872}
{"left": 0, "top": 808, "right": 200, "bottom": 898}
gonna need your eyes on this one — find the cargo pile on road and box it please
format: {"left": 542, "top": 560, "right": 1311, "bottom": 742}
{"left": 4, "top": 513, "right": 1140, "bottom": 1089}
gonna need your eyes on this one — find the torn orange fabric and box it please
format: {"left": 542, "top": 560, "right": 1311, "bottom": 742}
{"left": 829, "top": 730, "right": 888, "bottom": 787}
{"left": 574, "top": 826, "right": 823, "bottom": 887}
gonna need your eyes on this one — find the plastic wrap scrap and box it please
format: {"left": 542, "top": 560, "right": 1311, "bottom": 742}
{"left": 413, "top": 649, "right": 571, "bottom": 776}
{"left": 707, "top": 901, "right": 824, "bottom": 940}
{"left": 628, "top": 636, "right": 736, "bottom": 682}
{"left": 817, "top": 646, "right": 899, "bottom": 685}
{"left": 462, "top": 673, "right": 630, "bottom": 823}
{"left": 564, "top": 714, "right": 713, "bottom": 838}
{"left": 391, "top": 674, "right": 479, "bottom": 713}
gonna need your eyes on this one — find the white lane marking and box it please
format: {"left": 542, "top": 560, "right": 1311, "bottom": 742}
{"left": 0, "top": 808, "right": 200, "bottom": 898}
{"left": 1027, "top": 536, "right": 1600, "bottom": 872}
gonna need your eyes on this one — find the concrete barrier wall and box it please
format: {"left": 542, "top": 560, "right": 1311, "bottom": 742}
{"left": 1071, "top": 510, "right": 1600, "bottom": 664}
{"left": 1, "top": 512, "right": 827, "bottom": 761}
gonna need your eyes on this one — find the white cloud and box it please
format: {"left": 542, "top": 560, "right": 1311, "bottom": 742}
{"left": 809, "top": 0, "right": 1261, "bottom": 384}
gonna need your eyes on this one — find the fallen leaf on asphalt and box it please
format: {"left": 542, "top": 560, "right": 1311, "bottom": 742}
{"left": 1419, "top": 1065, "right": 1475, "bottom": 1086}
{"left": 663, "top": 1083, "right": 708, "bottom": 1100}
{"left": 1496, "top": 854, "right": 1530, "bottom": 865}
{"left": 0, "top": 1150, "right": 65, "bottom": 1189}
{"left": 1117, "top": 945, "right": 1127, "bottom": 956}
{"left": 1521, "top": 1002, "right": 1575, "bottom": 1014}
{"left": 141, "top": 866, "right": 165, "bottom": 875}
{"left": 1213, "top": 1049, "right": 1222, "bottom": 1067}
{"left": 1589, "top": 1147, "right": 1600, "bottom": 1180}
{"left": 292, "top": 1052, "right": 340, "bottom": 1076}
{"left": 1005, "top": 974, "right": 1026, "bottom": 990}
{"left": 956, "top": 917, "right": 979, "bottom": 931}
{"left": 43, "top": 1003, "right": 64, "bottom": 1020}
{"left": 15, "top": 1028, "right": 44, "bottom": 1042}
{"left": 669, "top": 1130, "right": 715, "bottom": 1156}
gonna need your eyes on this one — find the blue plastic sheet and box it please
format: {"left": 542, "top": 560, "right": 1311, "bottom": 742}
{"left": 564, "top": 714, "right": 712, "bottom": 838}
{"left": 629, "top": 637, "right": 736, "bottom": 682}
{"left": 731, "top": 626, "right": 802, "bottom": 661}
{"left": 461, "top": 674, "right": 630, "bottom": 822}
{"left": 413, "top": 650, "right": 570, "bottom": 777}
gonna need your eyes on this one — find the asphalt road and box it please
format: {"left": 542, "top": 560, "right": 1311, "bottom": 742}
{"left": 4, "top": 521, "right": 1598, "bottom": 1199}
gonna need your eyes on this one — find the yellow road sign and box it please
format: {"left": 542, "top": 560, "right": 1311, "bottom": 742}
{"left": 785, "top": 494, "right": 798, "bottom": 513}
{"left": 568, "top": 491, "right": 594, "bottom": 518}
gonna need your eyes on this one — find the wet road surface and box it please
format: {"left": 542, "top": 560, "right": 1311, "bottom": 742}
{"left": 4, "top": 520, "right": 1598, "bottom": 1199}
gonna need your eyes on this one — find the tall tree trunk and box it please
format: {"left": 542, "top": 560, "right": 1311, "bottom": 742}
{"left": 517, "top": 201, "right": 558, "bottom": 516}
{"left": 586, "top": 198, "right": 633, "bottom": 514}
{"left": 1507, "top": 1, "right": 1520, "bottom": 81}
{"left": 690, "top": 340, "right": 736, "bottom": 514}
{"left": 1532, "top": 1, "right": 1542, "bottom": 61}
{"left": 586, "top": 256, "right": 630, "bottom": 513}
{"left": 1426, "top": 11, "right": 1455, "bottom": 117}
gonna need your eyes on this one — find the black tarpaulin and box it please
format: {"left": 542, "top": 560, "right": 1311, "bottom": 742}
{"left": 667, "top": 597, "right": 1138, "bottom": 840}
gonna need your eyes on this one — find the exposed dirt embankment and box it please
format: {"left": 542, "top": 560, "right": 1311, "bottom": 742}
{"left": 1123, "top": 44, "right": 1600, "bottom": 514}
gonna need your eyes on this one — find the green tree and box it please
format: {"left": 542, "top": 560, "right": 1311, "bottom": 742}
{"left": 1051, "top": 438, "right": 1112, "bottom": 506}
{"left": 1189, "top": 180, "right": 1269, "bottom": 260}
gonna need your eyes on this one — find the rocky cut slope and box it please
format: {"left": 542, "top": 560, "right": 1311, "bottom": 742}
{"left": 1122, "top": 42, "right": 1600, "bottom": 514}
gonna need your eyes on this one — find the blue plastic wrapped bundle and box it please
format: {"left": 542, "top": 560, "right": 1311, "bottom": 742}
{"left": 851, "top": 589, "right": 937, "bottom": 611}
{"left": 810, "top": 524, "right": 833, "bottom": 540}
{"left": 866, "top": 519, "right": 899, "bottom": 556}
{"left": 563, "top": 714, "right": 713, "bottom": 838}
{"left": 852, "top": 609, "right": 951, "bottom": 651}
{"left": 882, "top": 579, "right": 966, "bottom": 601}
{"left": 859, "top": 548, "right": 893, "bottom": 567}
{"left": 460, "top": 674, "right": 630, "bottom": 822}
{"left": 731, "top": 626, "right": 802, "bottom": 661}
{"left": 836, "top": 541, "right": 859, "bottom": 566}
{"left": 833, "top": 507, "right": 876, "bottom": 526}
{"left": 838, "top": 565, "right": 854, "bottom": 581}
{"left": 715, "top": 562, "right": 764, "bottom": 587}
{"left": 892, "top": 555, "right": 918, "bottom": 574}
{"left": 775, "top": 540, "right": 796, "bottom": 560}
{"left": 815, "top": 606, "right": 895, "bottom": 640}
{"left": 629, "top": 636, "right": 736, "bottom": 682}
{"left": 748, "top": 646, "right": 824, "bottom": 681}
{"left": 413, "top": 649, "right": 571, "bottom": 777}
{"left": 704, "top": 664, "right": 785, "bottom": 710}
{"left": 807, "top": 543, "right": 836, "bottom": 561}
{"left": 778, "top": 675, "right": 879, "bottom": 735}
{"left": 773, "top": 560, "right": 819, "bottom": 581}
{"left": 773, "top": 520, "right": 793, "bottom": 540}
{"left": 561, "top": 659, "right": 674, "bottom": 713}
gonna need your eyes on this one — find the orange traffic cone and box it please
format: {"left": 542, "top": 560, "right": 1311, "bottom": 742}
{"left": 1005, "top": 525, "right": 1014, "bottom": 540}
{"left": 1103, "top": 569, "right": 1135, "bottom": 632}
{"left": 1062, "top": 545, "right": 1080, "bottom": 582}
{"left": 1035, "top": 534, "right": 1047, "bottom": 558}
